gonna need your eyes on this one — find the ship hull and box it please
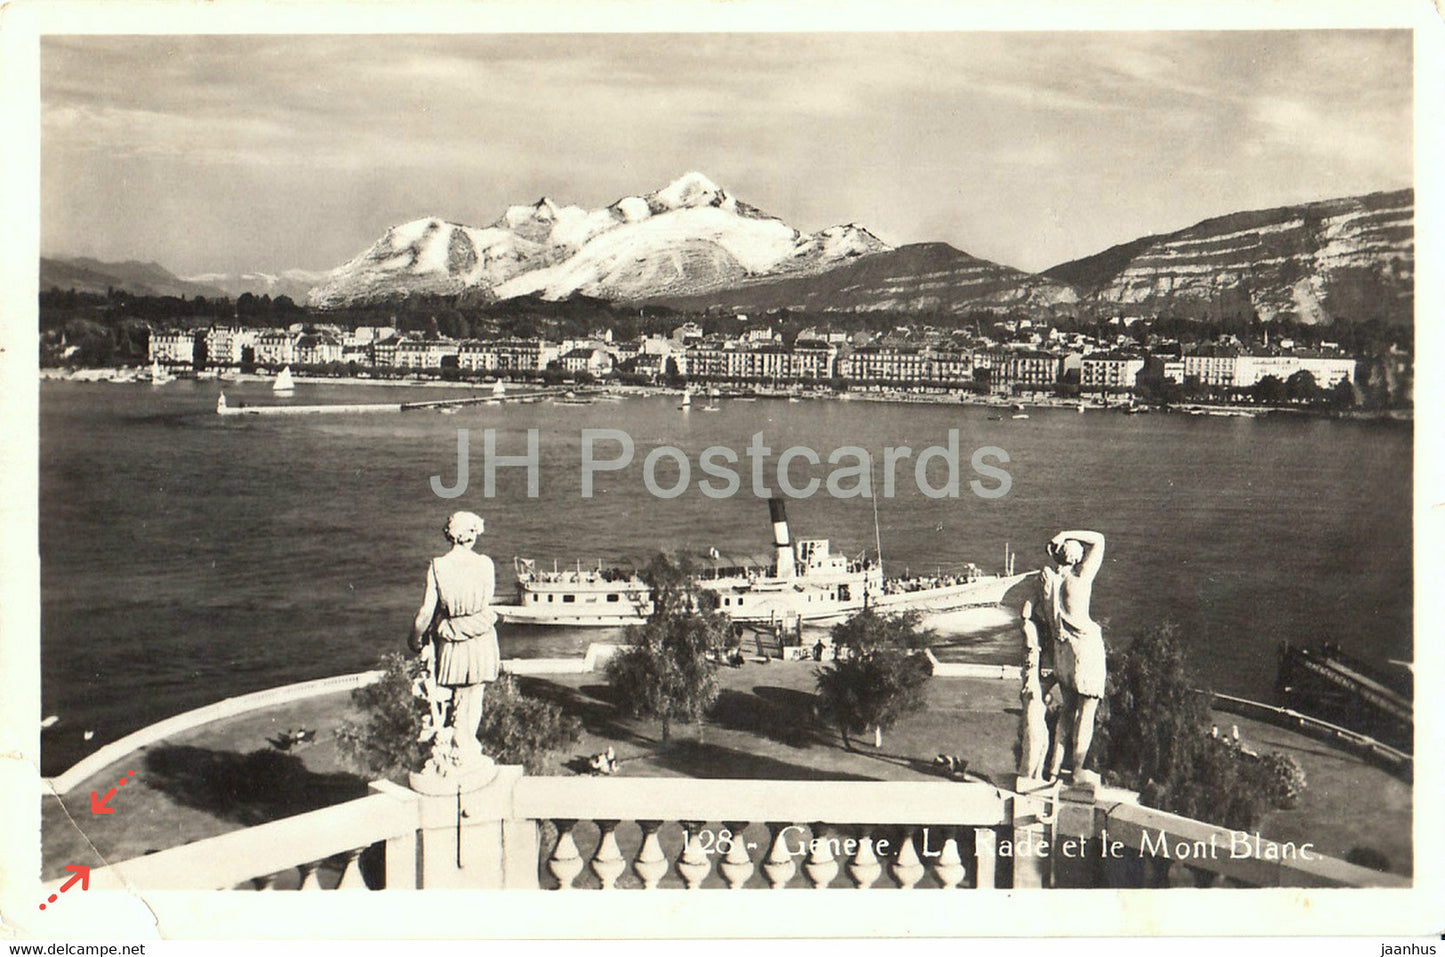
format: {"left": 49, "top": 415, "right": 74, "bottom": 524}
{"left": 717, "top": 571, "right": 1034, "bottom": 625}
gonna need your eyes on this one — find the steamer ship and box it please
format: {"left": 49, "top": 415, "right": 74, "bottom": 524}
{"left": 495, "top": 499, "right": 1032, "bottom": 628}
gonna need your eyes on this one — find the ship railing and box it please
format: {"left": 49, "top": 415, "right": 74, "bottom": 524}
{"left": 47, "top": 772, "right": 1407, "bottom": 891}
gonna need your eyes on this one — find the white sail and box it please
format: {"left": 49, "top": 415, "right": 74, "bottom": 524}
{"left": 273, "top": 366, "right": 295, "bottom": 392}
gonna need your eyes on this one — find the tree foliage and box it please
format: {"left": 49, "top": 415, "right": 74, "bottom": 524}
{"left": 814, "top": 609, "right": 935, "bottom": 749}
{"left": 335, "top": 651, "right": 582, "bottom": 781}
{"left": 603, "top": 553, "right": 726, "bottom": 741}
{"left": 1093, "top": 624, "right": 1305, "bottom": 831}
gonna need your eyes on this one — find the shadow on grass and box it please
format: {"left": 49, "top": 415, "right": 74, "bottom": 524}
{"left": 706, "top": 687, "right": 826, "bottom": 749}
{"left": 653, "top": 739, "right": 880, "bottom": 781}
{"left": 514, "top": 678, "right": 657, "bottom": 750}
{"left": 142, "top": 745, "right": 369, "bottom": 826}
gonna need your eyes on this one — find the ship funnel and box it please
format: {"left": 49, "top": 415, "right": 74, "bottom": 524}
{"left": 769, "top": 498, "right": 795, "bottom": 579}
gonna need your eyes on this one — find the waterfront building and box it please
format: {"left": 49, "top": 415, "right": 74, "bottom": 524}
{"left": 148, "top": 329, "right": 195, "bottom": 366}
{"left": 1177, "top": 346, "right": 1356, "bottom": 390}
{"left": 841, "top": 345, "right": 928, "bottom": 384}
{"left": 296, "top": 333, "right": 343, "bottom": 366}
{"left": 204, "top": 326, "right": 254, "bottom": 367}
{"left": 394, "top": 338, "right": 460, "bottom": 370}
{"left": 370, "top": 335, "right": 401, "bottom": 367}
{"left": 1081, "top": 352, "right": 1146, "bottom": 391}
{"left": 791, "top": 340, "right": 838, "bottom": 381}
{"left": 925, "top": 346, "right": 973, "bottom": 385}
{"left": 559, "top": 347, "right": 615, "bottom": 377}
{"left": 252, "top": 330, "right": 298, "bottom": 367}
{"left": 1234, "top": 350, "right": 1356, "bottom": 388}
{"left": 1181, "top": 345, "right": 1242, "bottom": 387}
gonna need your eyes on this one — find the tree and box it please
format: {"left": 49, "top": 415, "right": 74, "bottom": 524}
{"left": 336, "top": 651, "right": 582, "bottom": 780}
{"left": 814, "top": 609, "right": 934, "bottom": 750}
{"left": 1285, "top": 369, "right": 1320, "bottom": 404}
{"left": 604, "top": 554, "right": 727, "bottom": 742}
{"left": 1092, "top": 624, "right": 1301, "bottom": 831}
{"left": 1252, "top": 375, "right": 1286, "bottom": 405}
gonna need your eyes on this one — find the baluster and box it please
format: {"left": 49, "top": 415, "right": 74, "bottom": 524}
{"left": 1185, "top": 865, "right": 1219, "bottom": 888}
{"left": 762, "top": 822, "right": 798, "bottom": 889}
{"left": 589, "top": 820, "right": 626, "bottom": 890}
{"left": 718, "top": 822, "right": 755, "bottom": 889}
{"left": 547, "top": 819, "right": 585, "bottom": 890}
{"left": 677, "top": 821, "right": 712, "bottom": 889}
{"left": 335, "top": 849, "right": 367, "bottom": 890}
{"left": 296, "top": 862, "right": 322, "bottom": 891}
{"left": 889, "top": 829, "right": 925, "bottom": 889}
{"left": 974, "top": 827, "right": 998, "bottom": 889}
{"left": 803, "top": 823, "right": 839, "bottom": 889}
{"left": 932, "top": 828, "right": 966, "bottom": 889}
{"left": 1143, "top": 854, "right": 1173, "bottom": 888}
{"left": 846, "top": 827, "right": 882, "bottom": 888}
{"left": 632, "top": 820, "right": 668, "bottom": 890}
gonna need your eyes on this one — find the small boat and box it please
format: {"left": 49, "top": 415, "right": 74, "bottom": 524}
{"left": 196, "top": 369, "right": 218, "bottom": 380}
{"left": 1011, "top": 413, "right": 1029, "bottom": 420}
{"left": 702, "top": 404, "right": 720, "bottom": 412}
{"left": 679, "top": 391, "right": 692, "bottom": 410}
{"left": 216, "top": 393, "right": 228, "bottom": 414}
{"left": 491, "top": 379, "right": 507, "bottom": 396}
{"left": 438, "top": 405, "right": 460, "bottom": 415}
{"left": 273, "top": 366, "right": 295, "bottom": 393}
{"left": 148, "top": 359, "right": 174, "bottom": 385}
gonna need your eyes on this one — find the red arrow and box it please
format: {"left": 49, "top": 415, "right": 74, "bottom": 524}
{"left": 60, "top": 865, "right": 90, "bottom": 893}
{"left": 90, "top": 788, "right": 116, "bottom": 815}
{"left": 39, "top": 865, "right": 92, "bottom": 910}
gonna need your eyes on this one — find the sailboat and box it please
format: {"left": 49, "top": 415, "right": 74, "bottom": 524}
{"left": 273, "top": 366, "right": 296, "bottom": 393}
{"left": 679, "top": 390, "right": 692, "bottom": 410}
{"left": 149, "top": 358, "right": 174, "bottom": 385}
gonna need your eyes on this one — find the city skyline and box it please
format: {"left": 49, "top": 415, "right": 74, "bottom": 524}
{"left": 41, "top": 30, "right": 1411, "bottom": 279}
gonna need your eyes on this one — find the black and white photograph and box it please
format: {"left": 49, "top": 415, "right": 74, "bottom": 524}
{"left": 2, "top": 0, "right": 1441, "bottom": 942}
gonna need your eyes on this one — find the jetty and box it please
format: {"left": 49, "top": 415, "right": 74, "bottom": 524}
{"left": 216, "top": 386, "right": 583, "bottom": 416}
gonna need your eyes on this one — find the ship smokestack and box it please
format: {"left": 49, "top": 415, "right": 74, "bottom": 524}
{"left": 769, "top": 498, "right": 795, "bottom": 579}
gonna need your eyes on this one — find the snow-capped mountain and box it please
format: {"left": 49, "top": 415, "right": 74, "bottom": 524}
{"left": 305, "top": 172, "right": 890, "bottom": 307}
{"left": 182, "top": 269, "right": 330, "bottom": 302}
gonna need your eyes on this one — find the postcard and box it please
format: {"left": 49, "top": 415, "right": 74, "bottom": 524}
{"left": 1, "top": 0, "right": 1440, "bottom": 942}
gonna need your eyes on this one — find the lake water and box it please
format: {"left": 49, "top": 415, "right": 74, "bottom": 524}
{"left": 38, "top": 380, "right": 1413, "bottom": 774}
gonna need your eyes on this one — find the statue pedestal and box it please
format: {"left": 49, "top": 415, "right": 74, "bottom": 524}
{"left": 408, "top": 753, "right": 498, "bottom": 796}
{"left": 407, "top": 762, "right": 536, "bottom": 889}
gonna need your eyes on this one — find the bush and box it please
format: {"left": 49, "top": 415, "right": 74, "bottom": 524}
{"left": 335, "top": 652, "right": 582, "bottom": 781}
{"left": 335, "top": 652, "right": 429, "bottom": 780}
{"left": 1253, "top": 751, "right": 1308, "bottom": 810}
{"left": 480, "top": 675, "right": 583, "bottom": 773}
{"left": 1093, "top": 624, "right": 1293, "bottom": 831}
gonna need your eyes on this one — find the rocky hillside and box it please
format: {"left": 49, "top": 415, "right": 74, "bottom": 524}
{"left": 654, "top": 242, "right": 1078, "bottom": 315}
{"left": 306, "top": 172, "right": 890, "bottom": 308}
{"left": 1044, "top": 189, "right": 1413, "bottom": 324}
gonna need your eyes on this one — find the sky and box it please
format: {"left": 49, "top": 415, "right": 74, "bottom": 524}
{"left": 40, "top": 30, "right": 1412, "bottom": 277}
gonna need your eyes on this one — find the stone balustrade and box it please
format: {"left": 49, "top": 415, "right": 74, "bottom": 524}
{"left": 43, "top": 783, "right": 422, "bottom": 892}
{"left": 48, "top": 771, "right": 1407, "bottom": 892}
{"left": 515, "top": 777, "right": 1015, "bottom": 889}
